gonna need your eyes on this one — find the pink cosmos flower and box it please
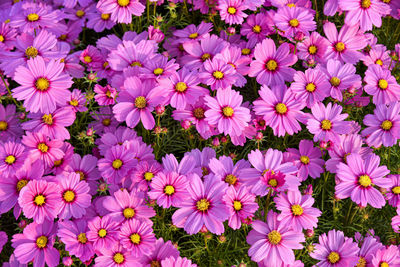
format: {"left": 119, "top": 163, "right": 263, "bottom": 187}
{"left": 275, "top": 189, "right": 321, "bottom": 231}
{"left": 0, "top": 22, "right": 17, "bottom": 51}
{"left": 247, "top": 210, "right": 305, "bottom": 265}
{"left": 113, "top": 77, "right": 163, "bottom": 130}
{"left": 223, "top": 186, "right": 258, "bottom": 229}
{"left": 148, "top": 171, "right": 189, "bottom": 208}
{"left": 139, "top": 53, "right": 179, "bottom": 81}
{"left": 12, "top": 220, "right": 59, "bottom": 267}
{"left": 97, "top": 0, "right": 145, "bottom": 24}
{"left": 208, "top": 155, "right": 250, "bottom": 188}
{"left": 274, "top": 6, "right": 316, "bottom": 38}
{"left": 18, "top": 179, "right": 61, "bottom": 224}
{"left": 371, "top": 245, "right": 400, "bottom": 267}
{"left": 253, "top": 85, "right": 306, "bottom": 137}
{"left": 131, "top": 160, "right": 162, "bottom": 190}
{"left": 218, "top": 0, "right": 248, "bottom": 25}
{"left": 87, "top": 215, "right": 119, "bottom": 251}
{"left": 241, "top": 13, "right": 274, "bottom": 43}
{"left": 172, "top": 174, "right": 229, "bottom": 235}
{"left": 67, "top": 89, "right": 87, "bottom": 113}
{"left": 323, "top": 22, "right": 367, "bottom": 64}
{"left": 339, "top": 0, "right": 391, "bottom": 31}
{"left": 161, "top": 256, "right": 198, "bottom": 267}
{"left": 204, "top": 87, "right": 251, "bottom": 136}
{"left": 290, "top": 68, "right": 330, "bottom": 108}
{"left": 249, "top": 38, "right": 297, "bottom": 86}
{"left": 139, "top": 238, "right": 180, "bottom": 266}
{"left": 392, "top": 208, "right": 400, "bottom": 233}
{"left": 86, "top": 9, "right": 116, "bottom": 32}
{"left": 12, "top": 56, "right": 73, "bottom": 114}
{"left": 119, "top": 219, "right": 156, "bottom": 256}
{"left": 284, "top": 139, "right": 324, "bottom": 181}
{"left": 0, "top": 141, "right": 28, "bottom": 176}
{"left": 21, "top": 132, "right": 64, "bottom": 169}
{"left": 95, "top": 243, "right": 140, "bottom": 266}
{"left": 173, "top": 21, "right": 213, "bottom": 43}
{"left": 94, "top": 84, "right": 117, "bottom": 106}
{"left": 362, "top": 102, "right": 400, "bottom": 148}
{"left": 79, "top": 45, "right": 103, "bottom": 70}
{"left": 306, "top": 102, "right": 352, "bottom": 143}
{"left": 324, "top": 0, "right": 339, "bottom": 16}
{"left": 200, "top": 58, "right": 237, "bottom": 90}
{"left": 386, "top": 175, "right": 400, "bottom": 208}
{"left": 310, "top": 229, "right": 359, "bottom": 267}
{"left": 0, "top": 104, "right": 23, "bottom": 142}
{"left": 362, "top": 45, "right": 391, "bottom": 69}
{"left": 364, "top": 64, "right": 400, "bottom": 105}
{"left": 297, "top": 32, "right": 330, "bottom": 63}
{"left": 336, "top": 153, "right": 391, "bottom": 208}
{"left": 57, "top": 172, "right": 91, "bottom": 220}
{"left": 356, "top": 235, "right": 383, "bottom": 267}
{"left": 57, "top": 219, "right": 95, "bottom": 262}
{"left": 0, "top": 231, "right": 6, "bottom": 254}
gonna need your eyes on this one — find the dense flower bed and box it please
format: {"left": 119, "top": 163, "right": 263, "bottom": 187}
{"left": 1, "top": 0, "right": 400, "bottom": 266}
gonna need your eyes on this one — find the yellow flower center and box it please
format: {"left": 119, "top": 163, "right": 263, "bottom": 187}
{"left": 289, "top": 19, "right": 299, "bottom": 27}
{"left": 113, "top": 252, "right": 125, "bottom": 264}
{"left": 335, "top": 42, "right": 346, "bottom": 52}
{"left": 382, "top": 0, "right": 390, "bottom": 3}
{"left": 42, "top": 114, "right": 53, "bottom": 125}
{"left": 227, "top": 7, "right": 236, "bottom": 14}
{"left": 175, "top": 82, "right": 187, "bottom": 92}
{"left": 380, "top": 263, "right": 389, "bottom": 267}
{"left": 34, "top": 194, "right": 46, "bottom": 206}
{"left": 131, "top": 61, "right": 142, "bottom": 67}
{"left": 233, "top": 200, "right": 242, "bottom": 211}
{"left": 59, "top": 34, "right": 67, "bottom": 41}
{"left": 378, "top": 79, "right": 388, "bottom": 90}
{"left": 27, "top": 13, "right": 39, "bottom": 22}
{"left": 202, "top": 167, "right": 210, "bottom": 176}
{"left": 287, "top": 3, "right": 296, "bottom": 7}
{"left": 268, "top": 230, "right": 282, "bottom": 245}
{"left": 308, "top": 45, "right": 317, "bottom": 54}
{"left": 381, "top": 120, "right": 393, "bottom": 130}
{"left": 392, "top": 186, "right": 400, "bottom": 194}
{"left": 98, "top": 229, "right": 107, "bottom": 238}
{"left": 275, "top": 103, "right": 287, "bottom": 114}
{"left": 36, "top": 236, "right": 47, "bottom": 248}
{"left": 118, "top": 0, "right": 130, "bottom": 7}
{"left": 123, "top": 207, "right": 135, "bottom": 219}
{"left": 291, "top": 204, "right": 304, "bottom": 216}
{"left": 241, "top": 48, "right": 251, "bottom": 55}
{"left": 357, "top": 257, "right": 367, "bottom": 267}
{"left": 63, "top": 190, "right": 75, "bottom": 203}
{"left": 112, "top": 159, "right": 123, "bottom": 169}
{"left": 213, "top": 70, "right": 224, "bottom": 79}
{"left": 35, "top": 78, "right": 50, "bottom": 91}
{"left": 196, "top": 198, "right": 210, "bottom": 211}
{"left": 144, "top": 172, "right": 154, "bottom": 181}
{"left": 321, "top": 119, "right": 332, "bottom": 130}
{"left": 0, "top": 35, "right": 4, "bottom": 42}
{"left": 25, "top": 46, "right": 38, "bottom": 59}
{"left": 189, "top": 32, "right": 198, "bottom": 39}
{"left": 330, "top": 77, "right": 341, "bottom": 87}
{"left": 37, "top": 143, "right": 48, "bottom": 153}
{"left": 375, "top": 59, "right": 383, "bottom": 66}
{"left": 194, "top": 108, "right": 205, "bottom": 119}
{"left": 306, "top": 83, "right": 316, "bottom": 92}
{"left": 76, "top": 10, "right": 85, "bottom": 17}
{"left": 164, "top": 185, "right": 175, "bottom": 195}
{"left": 135, "top": 96, "right": 147, "bottom": 109}
{"left": 130, "top": 233, "right": 141, "bottom": 244}
{"left": 361, "top": 0, "right": 371, "bottom": 8}
{"left": 73, "top": 171, "right": 85, "bottom": 181}
{"left": 225, "top": 174, "right": 237, "bottom": 185}
{"left": 77, "top": 233, "right": 87, "bottom": 244}
{"left": 101, "top": 13, "right": 110, "bottom": 20}
{"left": 0, "top": 121, "right": 7, "bottom": 131}
{"left": 222, "top": 106, "right": 234, "bottom": 117}
{"left": 201, "top": 53, "right": 211, "bottom": 61}
{"left": 300, "top": 155, "right": 310, "bottom": 164}
{"left": 359, "top": 175, "right": 372, "bottom": 187}
{"left": 268, "top": 178, "right": 278, "bottom": 187}
{"left": 328, "top": 252, "right": 340, "bottom": 263}
{"left": 102, "top": 118, "right": 111, "bottom": 126}
{"left": 16, "top": 179, "right": 28, "bottom": 191}
{"left": 83, "top": 55, "right": 92, "bottom": 63}
{"left": 5, "top": 155, "right": 16, "bottom": 164}
{"left": 253, "top": 25, "right": 261, "bottom": 33}
{"left": 266, "top": 59, "right": 278, "bottom": 71}
{"left": 153, "top": 68, "right": 164, "bottom": 75}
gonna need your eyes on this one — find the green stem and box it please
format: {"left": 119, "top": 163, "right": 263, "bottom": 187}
{"left": 147, "top": 0, "right": 150, "bottom": 25}
{"left": 0, "top": 74, "right": 19, "bottom": 106}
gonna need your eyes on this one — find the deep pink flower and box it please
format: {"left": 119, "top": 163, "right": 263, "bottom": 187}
{"left": 241, "top": 13, "right": 274, "bottom": 43}
{"left": 139, "top": 238, "right": 180, "bottom": 266}
{"left": 199, "top": 58, "right": 237, "bottom": 90}
{"left": 371, "top": 245, "right": 400, "bottom": 267}
{"left": 97, "top": 0, "right": 145, "bottom": 24}
{"left": 119, "top": 219, "right": 156, "bottom": 256}
{"left": 161, "top": 256, "right": 198, "bottom": 267}
{"left": 95, "top": 243, "right": 140, "bottom": 266}
{"left": 274, "top": 6, "right": 316, "bottom": 38}
{"left": 0, "top": 104, "right": 23, "bottom": 142}
{"left": 87, "top": 215, "right": 119, "bottom": 251}
{"left": 208, "top": 155, "right": 250, "bottom": 188}
{"left": 297, "top": 32, "right": 330, "bottom": 63}
{"left": 218, "top": 0, "right": 248, "bottom": 25}
{"left": 0, "top": 141, "right": 28, "bottom": 176}
{"left": 386, "top": 175, "right": 400, "bottom": 208}
{"left": 94, "top": 84, "right": 117, "bottom": 106}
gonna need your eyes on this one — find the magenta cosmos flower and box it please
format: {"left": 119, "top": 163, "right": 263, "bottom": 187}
{"left": 249, "top": 38, "right": 297, "bottom": 86}
{"left": 386, "top": 175, "right": 400, "bottom": 207}
{"left": 339, "top": 0, "right": 391, "bottom": 31}
{"left": 94, "top": 84, "right": 117, "bottom": 106}
{"left": 57, "top": 172, "right": 91, "bottom": 220}
{"left": 95, "top": 243, "right": 140, "bottom": 267}
{"left": 297, "top": 32, "right": 330, "bottom": 63}
{"left": 310, "top": 229, "right": 359, "bottom": 267}
{"left": 199, "top": 58, "right": 237, "bottom": 90}
{"left": 57, "top": 219, "right": 95, "bottom": 262}
{"left": 364, "top": 64, "right": 400, "bottom": 105}
{"left": 247, "top": 210, "right": 305, "bottom": 265}
{"left": 371, "top": 245, "right": 400, "bottom": 267}
{"left": 306, "top": 102, "right": 352, "bottom": 143}
{"left": 12, "top": 56, "right": 73, "bottom": 114}
{"left": 290, "top": 68, "right": 330, "bottom": 108}
{"left": 223, "top": 186, "right": 258, "bottom": 230}
{"left": 241, "top": 12, "right": 274, "bottom": 43}
{"left": 18, "top": 179, "right": 61, "bottom": 224}
{"left": 148, "top": 171, "right": 189, "bottom": 208}
{"left": 241, "top": 149, "right": 299, "bottom": 197}
{"left": 218, "top": 0, "right": 248, "bottom": 25}
{"left": 161, "top": 256, "right": 198, "bottom": 267}
{"left": 274, "top": 6, "right": 316, "bottom": 38}
{"left": 113, "top": 77, "right": 163, "bottom": 130}
{"left": 208, "top": 155, "right": 250, "bottom": 188}
{"left": 119, "top": 219, "right": 156, "bottom": 256}
{"left": 275, "top": 189, "right": 321, "bottom": 231}
{"left": 362, "top": 102, "right": 400, "bottom": 148}
{"left": 97, "top": 0, "right": 145, "bottom": 24}
{"left": 0, "top": 104, "right": 23, "bottom": 142}
{"left": 204, "top": 87, "right": 251, "bottom": 136}
{"left": 172, "top": 174, "right": 229, "bottom": 235}
{"left": 87, "top": 215, "right": 119, "bottom": 251}
{"left": 253, "top": 85, "right": 305, "bottom": 137}
{"left": 356, "top": 235, "right": 383, "bottom": 267}
{"left": 335, "top": 153, "right": 391, "bottom": 208}
{"left": 12, "top": 220, "right": 59, "bottom": 267}
{"left": 0, "top": 141, "right": 28, "bottom": 176}
{"left": 139, "top": 238, "right": 180, "bottom": 266}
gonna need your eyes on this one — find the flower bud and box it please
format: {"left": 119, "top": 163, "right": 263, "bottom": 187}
{"left": 62, "top": 257, "right": 73, "bottom": 266}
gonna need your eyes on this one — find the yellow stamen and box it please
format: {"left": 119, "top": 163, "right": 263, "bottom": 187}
{"left": 35, "top": 78, "right": 50, "bottom": 91}
{"left": 196, "top": 198, "right": 210, "bottom": 211}
{"left": 135, "top": 96, "right": 147, "bottom": 109}
{"left": 16, "top": 179, "right": 28, "bottom": 191}
{"left": 275, "top": 103, "right": 287, "bottom": 114}
{"left": 201, "top": 53, "right": 211, "bottom": 61}
{"left": 330, "top": 77, "right": 341, "bottom": 87}
{"left": 98, "top": 229, "right": 107, "bottom": 238}
{"left": 268, "top": 178, "right": 278, "bottom": 187}
{"left": 291, "top": 204, "right": 304, "bottom": 216}
{"left": 34, "top": 194, "right": 46, "bottom": 206}
{"left": 83, "top": 55, "right": 92, "bottom": 63}
{"left": 392, "top": 186, "right": 400, "bottom": 194}
{"left": 42, "top": 114, "right": 53, "bottom": 125}
{"left": 63, "top": 190, "right": 75, "bottom": 203}
{"left": 164, "top": 185, "right": 175, "bottom": 195}
{"left": 153, "top": 68, "right": 164, "bottom": 75}
{"left": 321, "top": 119, "right": 332, "bottom": 130}
{"left": 0, "top": 121, "right": 7, "bottom": 131}
{"left": 5, "top": 155, "right": 16, "bottom": 164}
{"left": 130, "top": 233, "right": 141, "bottom": 244}
{"left": 335, "top": 42, "right": 346, "bottom": 52}
{"left": 306, "top": 83, "right": 316, "bottom": 92}
{"left": 112, "top": 159, "right": 123, "bottom": 169}
{"left": 113, "top": 252, "right": 124, "bottom": 264}
{"left": 227, "top": 7, "right": 236, "bottom": 14}
{"left": 225, "top": 174, "right": 237, "bottom": 185}
{"left": 27, "top": 13, "right": 39, "bottom": 22}
{"left": 189, "top": 32, "right": 198, "bottom": 39}
{"left": 300, "top": 155, "right": 310, "bottom": 164}
{"left": 36, "top": 236, "right": 47, "bottom": 248}
{"left": 308, "top": 45, "right": 317, "bottom": 54}
{"left": 358, "top": 175, "right": 372, "bottom": 187}
{"left": 76, "top": 10, "right": 85, "bottom": 18}
{"left": 378, "top": 79, "right": 388, "bottom": 90}
{"left": 77, "top": 233, "right": 87, "bottom": 244}
{"left": 123, "top": 207, "right": 135, "bottom": 219}
{"left": 118, "top": 0, "right": 130, "bottom": 7}
{"left": 252, "top": 25, "right": 261, "bottom": 33}
{"left": 222, "top": 106, "right": 234, "bottom": 117}
{"left": 213, "top": 71, "right": 224, "bottom": 79}
{"left": 289, "top": 19, "right": 299, "bottom": 27}
{"left": 361, "top": 0, "right": 371, "bottom": 9}
{"left": 266, "top": 59, "right": 278, "bottom": 71}
{"left": 327, "top": 252, "right": 340, "bottom": 263}
{"left": 101, "top": 13, "right": 110, "bottom": 20}
{"left": 175, "top": 82, "right": 187, "bottom": 92}
{"left": 144, "top": 172, "right": 154, "bottom": 181}
{"left": 267, "top": 230, "right": 281, "bottom": 245}
{"left": 233, "top": 200, "right": 242, "bottom": 211}
{"left": 37, "top": 143, "right": 48, "bottom": 153}
{"left": 381, "top": 120, "right": 393, "bottom": 130}
{"left": 25, "top": 46, "right": 38, "bottom": 59}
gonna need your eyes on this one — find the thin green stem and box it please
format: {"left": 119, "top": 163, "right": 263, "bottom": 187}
{"left": 1, "top": 74, "right": 19, "bottom": 106}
